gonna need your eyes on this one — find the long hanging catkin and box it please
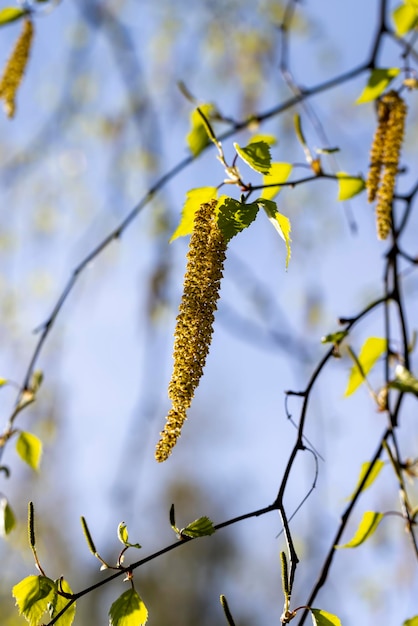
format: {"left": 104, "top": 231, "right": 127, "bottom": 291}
{"left": 155, "top": 200, "right": 226, "bottom": 462}
{"left": 0, "top": 19, "right": 34, "bottom": 118}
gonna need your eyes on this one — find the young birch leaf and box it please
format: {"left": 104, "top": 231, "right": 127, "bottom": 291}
{"left": 187, "top": 103, "right": 215, "bottom": 156}
{"left": 0, "top": 495, "right": 15, "bottom": 536}
{"left": 49, "top": 579, "right": 76, "bottom": 626}
{"left": 356, "top": 68, "right": 401, "bottom": 104}
{"left": 311, "top": 608, "right": 342, "bottom": 626}
{"left": 13, "top": 575, "right": 56, "bottom": 625}
{"left": 248, "top": 133, "right": 277, "bottom": 146}
{"left": 117, "top": 522, "right": 141, "bottom": 549}
{"left": 403, "top": 617, "right": 418, "bottom": 626}
{"left": 217, "top": 198, "right": 259, "bottom": 242}
{"left": 335, "top": 511, "right": 384, "bottom": 548}
{"left": 170, "top": 187, "right": 217, "bottom": 241}
{"left": 180, "top": 516, "right": 215, "bottom": 538}
{"left": 109, "top": 588, "right": 148, "bottom": 626}
{"left": 389, "top": 365, "right": 418, "bottom": 396}
{"left": 0, "top": 7, "right": 27, "bottom": 26}
{"left": 393, "top": 3, "right": 418, "bottom": 36}
{"left": 261, "top": 162, "right": 293, "bottom": 201}
{"left": 346, "top": 460, "right": 385, "bottom": 501}
{"left": 336, "top": 172, "right": 365, "bottom": 201}
{"left": 258, "top": 199, "right": 292, "bottom": 268}
{"left": 344, "top": 337, "right": 387, "bottom": 397}
{"left": 16, "top": 431, "right": 42, "bottom": 471}
{"left": 0, "top": 377, "right": 7, "bottom": 386}
{"left": 233, "top": 141, "right": 272, "bottom": 174}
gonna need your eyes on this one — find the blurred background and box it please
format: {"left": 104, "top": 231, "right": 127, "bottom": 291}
{"left": 0, "top": 0, "right": 418, "bottom": 624}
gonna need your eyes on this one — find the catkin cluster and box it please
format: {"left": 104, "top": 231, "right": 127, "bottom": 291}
{"left": 155, "top": 200, "right": 227, "bottom": 462}
{"left": 366, "top": 90, "right": 407, "bottom": 240}
{"left": 0, "top": 19, "right": 34, "bottom": 118}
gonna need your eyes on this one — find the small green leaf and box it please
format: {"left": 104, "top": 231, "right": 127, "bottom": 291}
{"left": 217, "top": 197, "right": 259, "bottom": 242}
{"left": 180, "top": 516, "right": 215, "bottom": 538}
{"left": 0, "top": 377, "right": 7, "bottom": 387}
{"left": 170, "top": 187, "right": 217, "bottom": 241}
{"left": 0, "top": 496, "right": 15, "bottom": 536}
{"left": 117, "top": 522, "right": 141, "bottom": 549}
{"left": 258, "top": 199, "right": 292, "bottom": 268}
{"left": 344, "top": 337, "right": 387, "bottom": 397}
{"left": 336, "top": 173, "right": 365, "bottom": 201}
{"left": 260, "top": 162, "right": 293, "bottom": 201}
{"left": 321, "top": 330, "right": 348, "bottom": 345}
{"left": 16, "top": 431, "right": 42, "bottom": 471}
{"left": 13, "top": 575, "right": 56, "bottom": 626}
{"left": 346, "top": 460, "right": 384, "bottom": 501}
{"left": 403, "top": 617, "right": 418, "bottom": 626}
{"left": 233, "top": 141, "right": 272, "bottom": 174}
{"left": 248, "top": 134, "right": 277, "bottom": 146}
{"left": 187, "top": 104, "right": 215, "bottom": 156}
{"left": 393, "top": 3, "right": 418, "bottom": 35}
{"left": 49, "top": 579, "right": 76, "bottom": 626}
{"left": 109, "top": 588, "right": 148, "bottom": 626}
{"left": 0, "top": 7, "right": 27, "bottom": 26}
{"left": 336, "top": 511, "right": 384, "bottom": 548}
{"left": 356, "top": 68, "right": 401, "bottom": 104}
{"left": 389, "top": 365, "right": 418, "bottom": 396}
{"left": 311, "top": 608, "right": 342, "bottom": 626}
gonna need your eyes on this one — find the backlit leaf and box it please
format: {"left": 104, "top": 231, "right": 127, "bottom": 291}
{"left": 117, "top": 522, "right": 141, "bottom": 549}
{"left": 0, "top": 7, "right": 27, "bottom": 26}
{"left": 170, "top": 187, "right": 217, "bottom": 241}
{"left": 0, "top": 378, "right": 7, "bottom": 386}
{"left": 16, "top": 431, "right": 42, "bottom": 471}
{"left": 233, "top": 140, "right": 272, "bottom": 174}
{"left": 344, "top": 337, "right": 387, "bottom": 397}
{"left": 258, "top": 199, "right": 292, "bottom": 268}
{"left": 311, "top": 609, "right": 342, "bottom": 626}
{"left": 187, "top": 103, "right": 215, "bottom": 156}
{"left": 393, "top": 3, "right": 418, "bottom": 35}
{"left": 0, "top": 496, "right": 15, "bottom": 536}
{"left": 217, "top": 197, "right": 259, "bottom": 242}
{"left": 261, "top": 162, "right": 293, "bottom": 200}
{"left": 336, "top": 172, "right": 365, "bottom": 201}
{"left": 389, "top": 365, "right": 418, "bottom": 396}
{"left": 109, "top": 588, "right": 148, "bottom": 626}
{"left": 346, "top": 460, "right": 384, "bottom": 501}
{"left": 248, "top": 134, "right": 277, "bottom": 146}
{"left": 181, "top": 516, "right": 215, "bottom": 538}
{"left": 49, "top": 578, "right": 76, "bottom": 626}
{"left": 403, "top": 617, "right": 418, "bottom": 626}
{"left": 356, "top": 68, "right": 400, "bottom": 104}
{"left": 336, "top": 511, "right": 383, "bottom": 548}
{"left": 13, "top": 575, "right": 56, "bottom": 625}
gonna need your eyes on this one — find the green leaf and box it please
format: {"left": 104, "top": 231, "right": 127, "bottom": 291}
{"left": 260, "top": 162, "right": 293, "bottom": 200}
{"left": 321, "top": 330, "right": 348, "bottom": 345}
{"left": 311, "top": 608, "right": 342, "bottom": 626}
{"left": 393, "top": 3, "right": 418, "bottom": 35}
{"left": 336, "top": 511, "right": 384, "bottom": 548}
{"left": 233, "top": 141, "right": 272, "bottom": 174}
{"left": 0, "top": 377, "right": 7, "bottom": 387}
{"left": 344, "top": 337, "right": 387, "bottom": 397}
{"left": 49, "top": 579, "right": 76, "bottom": 626}
{"left": 403, "top": 617, "right": 418, "bottom": 626}
{"left": 117, "top": 522, "right": 141, "bottom": 549}
{"left": 170, "top": 187, "right": 217, "bottom": 241}
{"left": 356, "top": 68, "right": 401, "bottom": 104}
{"left": 248, "top": 134, "right": 277, "bottom": 146}
{"left": 180, "top": 516, "right": 215, "bottom": 538}
{"left": 109, "top": 588, "right": 148, "bottom": 626}
{"left": 16, "top": 431, "right": 42, "bottom": 471}
{"left": 346, "top": 460, "right": 385, "bottom": 501}
{"left": 294, "top": 113, "right": 308, "bottom": 149}
{"left": 217, "top": 197, "right": 259, "bottom": 242}
{"left": 0, "top": 7, "right": 27, "bottom": 26}
{"left": 258, "top": 199, "right": 292, "bottom": 268}
{"left": 187, "top": 104, "right": 215, "bottom": 156}
{"left": 0, "top": 496, "right": 15, "bottom": 536}
{"left": 13, "top": 575, "right": 56, "bottom": 625}
{"left": 336, "top": 173, "right": 365, "bottom": 201}
{"left": 389, "top": 365, "right": 418, "bottom": 396}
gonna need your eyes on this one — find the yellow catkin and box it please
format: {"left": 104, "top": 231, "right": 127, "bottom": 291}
{"left": 0, "top": 19, "right": 34, "bottom": 118}
{"left": 155, "top": 200, "right": 227, "bottom": 462}
{"left": 366, "top": 95, "right": 391, "bottom": 202}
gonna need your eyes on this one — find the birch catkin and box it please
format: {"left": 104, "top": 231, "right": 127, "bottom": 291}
{"left": 0, "top": 19, "right": 34, "bottom": 118}
{"left": 155, "top": 200, "right": 226, "bottom": 462}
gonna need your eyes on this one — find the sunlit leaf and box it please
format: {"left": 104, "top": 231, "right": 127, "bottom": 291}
{"left": 0, "top": 377, "right": 7, "bottom": 386}
{"left": 311, "top": 609, "right": 342, "bottom": 626}
{"left": 217, "top": 197, "right": 259, "bottom": 242}
{"left": 336, "top": 511, "right": 384, "bottom": 548}
{"left": 0, "top": 496, "right": 15, "bottom": 536}
{"left": 117, "top": 522, "right": 141, "bottom": 549}
{"left": 170, "top": 187, "right": 217, "bottom": 241}
{"left": 16, "top": 431, "right": 42, "bottom": 471}
{"left": 321, "top": 330, "right": 348, "bottom": 345}
{"left": 261, "top": 162, "right": 293, "bottom": 200}
{"left": 389, "top": 365, "right": 418, "bottom": 396}
{"left": 13, "top": 575, "right": 56, "bottom": 625}
{"left": 344, "top": 337, "right": 387, "bottom": 397}
{"left": 258, "top": 199, "right": 292, "bottom": 268}
{"left": 336, "top": 172, "right": 365, "bottom": 201}
{"left": 0, "top": 7, "right": 27, "bottom": 26}
{"left": 180, "top": 516, "right": 215, "bottom": 538}
{"left": 233, "top": 140, "right": 272, "bottom": 174}
{"left": 403, "top": 616, "right": 418, "bottom": 626}
{"left": 393, "top": 3, "right": 418, "bottom": 36}
{"left": 187, "top": 103, "right": 215, "bottom": 156}
{"left": 109, "top": 588, "right": 148, "bottom": 626}
{"left": 356, "top": 68, "right": 401, "bottom": 104}
{"left": 49, "top": 578, "right": 76, "bottom": 626}
{"left": 248, "top": 134, "right": 277, "bottom": 146}
{"left": 346, "top": 460, "right": 385, "bottom": 501}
